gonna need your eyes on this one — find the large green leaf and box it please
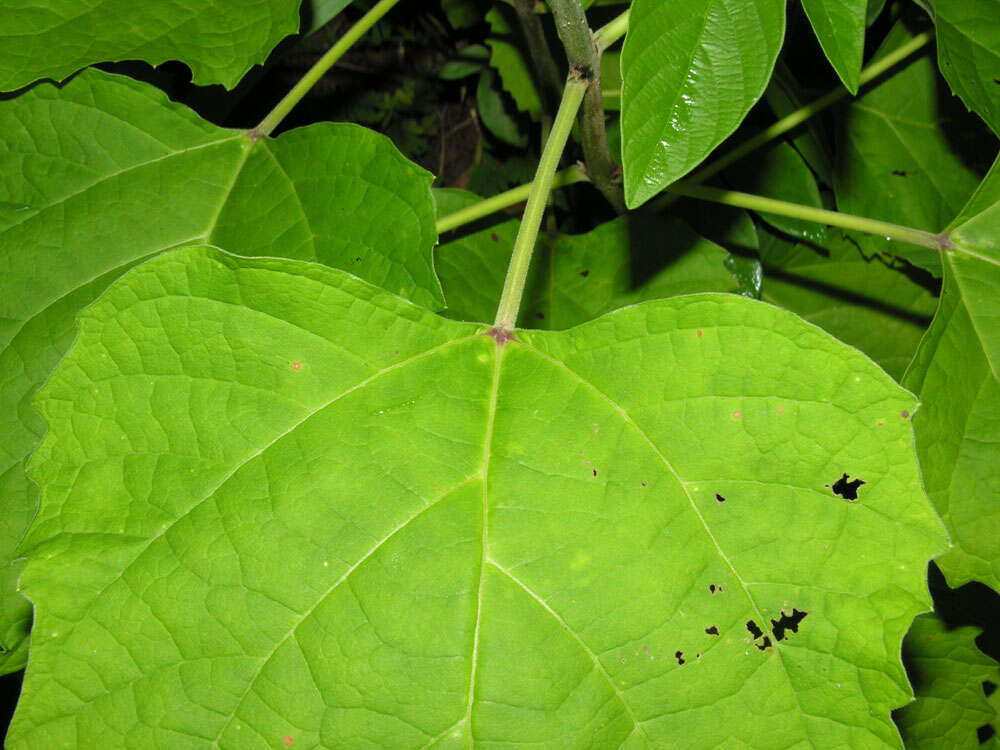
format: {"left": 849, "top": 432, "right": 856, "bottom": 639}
{"left": 0, "top": 69, "right": 441, "bottom": 674}
{"left": 0, "top": 0, "right": 301, "bottom": 91}
{"left": 800, "top": 0, "right": 867, "bottom": 93}
{"left": 10, "top": 245, "right": 947, "bottom": 747}
{"left": 757, "top": 227, "right": 938, "bottom": 381}
{"left": 895, "top": 613, "right": 998, "bottom": 747}
{"left": 834, "top": 24, "right": 994, "bottom": 275}
{"left": 434, "top": 190, "right": 742, "bottom": 327}
{"left": 931, "top": 0, "right": 1000, "bottom": 137}
{"left": 620, "top": 0, "right": 786, "bottom": 208}
{"left": 903, "top": 156, "right": 1000, "bottom": 590}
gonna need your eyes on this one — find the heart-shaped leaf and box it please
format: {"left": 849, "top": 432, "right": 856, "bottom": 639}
{"left": 0, "top": 68, "right": 441, "bottom": 673}
{"left": 0, "top": 0, "right": 301, "bottom": 91}
{"left": 620, "top": 0, "right": 786, "bottom": 208}
{"left": 11, "top": 246, "right": 946, "bottom": 747}
{"left": 903, "top": 155, "right": 1000, "bottom": 590}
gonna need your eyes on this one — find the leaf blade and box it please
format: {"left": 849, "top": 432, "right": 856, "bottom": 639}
{"left": 12, "top": 246, "right": 947, "bottom": 746}
{"left": 620, "top": 0, "right": 786, "bottom": 207}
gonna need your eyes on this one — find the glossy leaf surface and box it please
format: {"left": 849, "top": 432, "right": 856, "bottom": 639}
{"left": 834, "top": 24, "right": 994, "bottom": 274}
{"left": 932, "top": 0, "right": 1000, "bottom": 136}
{"left": 0, "top": 69, "right": 440, "bottom": 673}
{"left": 9, "top": 246, "right": 946, "bottom": 747}
{"left": 895, "top": 613, "right": 998, "bottom": 747}
{"left": 620, "top": 0, "right": 786, "bottom": 207}
{"left": 0, "top": 0, "right": 301, "bottom": 91}
{"left": 434, "top": 190, "right": 741, "bottom": 327}
{"left": 903, "top": 157, "right": 1000, "bottom": 590}
{"left": 800, "top": 0, "right": 867, "bottom": 93}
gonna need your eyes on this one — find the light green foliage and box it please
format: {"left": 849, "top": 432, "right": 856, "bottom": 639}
{"left": 834, "top": 24, "right": 994, "bottom": 274}
{"left": 757, "top": 227, "right": 939, "bottom": 381}
{"left": 434, "top": 190, "right": 742, "bottom": 327}
{"left": 620, "top": 0, "right": 786, "bottom": 207}
{"left": 800, "top": 0, "right": 867, "bottom": 93}
{"left": 0, "top": 0, "right": 301, "bottom": 91}
{"left": 0, "top": 69, "right": 441, "bottom": 673}
{"left": 931, "top": 0, "right": 1000, "bottom": 137}
{"left": 904, "top": 157, "right": 1000, "bottom": 590}
{"left": 9, "top": 246, "right": 946, "bottom": 747}
{"left": 895, "top": 613, "right": 998, "bottom": 747}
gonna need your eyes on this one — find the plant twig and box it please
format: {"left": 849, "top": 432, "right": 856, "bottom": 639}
{"left": 249, "top": 0, "right": 403, "bottom": 139}
{"left": 494, "top": 75, "right": 589, "bottom": 332}
{"left": 594, "top": 9, "right": 630, "bottom": 53}
{"left": 548, "top": 0, "right": 625, "bottom": 212}
{"left": 436, "top": 166, "right": 588, "bottom": 234}
{"left": 512, "top": 0, "right": 563, "bottom": 118}
{"left": 668, "top": 183, "right": 949, "bottom": 250}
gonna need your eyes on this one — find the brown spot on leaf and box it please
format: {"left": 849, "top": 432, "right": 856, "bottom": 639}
{"left": 491, "top": 232, "right": 500, "bottom": 242}
{"left": 580, "top": 269, "right": 589, "bottom": 277}
{"left": 291, "top": 362, "right": 302, "bottom": 371}
{"left": 902, "top": 410, "right": 910, "bottom": 419}
{"left": 283, "top": 736, "right": 294, "bottom": 747}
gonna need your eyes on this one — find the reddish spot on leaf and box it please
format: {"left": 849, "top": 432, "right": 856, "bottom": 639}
{"left": 491, "top": 233, "right": 500, "bottom": 242}
{"left": 283, "top": 736, "right": 294, "bottom": 747}
{"left": 486, "top": 328, "right": 516, "bottom": 346}
{"left": 696, "top": 329, "right": 703, "bottom": 338}
{"left": 901, "top": 410, "right": 910, "bottom": 419}
{"left": 291, "top": 362, "right": 302, "bottom": 371}
{"left": 776, "top": 406, "right": 783, "bottom": 414}
{"left": 733, "top": 411, "right": 742, "bottom": 420}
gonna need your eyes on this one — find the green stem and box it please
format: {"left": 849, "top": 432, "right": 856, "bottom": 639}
{"left": 594, "top": 9, "right": 630, "bottom": 52}
{"left": 249, "top": 0, "right": 403, "bottom": 139}
{"left": 435, "top": 166, "right": 587, "bottom": 235}
{"left": 436, "top": 28, "right": 932, "bottom": 235}
{"left": 494, "top": 77, "right": 589, "bottom": 331}
{"left": 673, "top": 31, "right": 932, "bottom": 191}
{"left": 548, "top": 0, "right": 625, "bottom": 212}
{"left": 669, "top": 183, "right": 948, "bottom": 250}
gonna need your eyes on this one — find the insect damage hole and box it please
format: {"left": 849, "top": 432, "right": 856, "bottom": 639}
{"left": 674, "top": 650, "right": 685, "bottom": 665}
{"left": 771, "top": 608, "right": 808, "bottom": 641}
{"left": 831, "top": 473, "right": 865, "bottom": 501}
{"left": 715, "top": 493, "right": 726, "bottom": 504}
{"left": 704, "top": 625, "right": 720, "bottom": 636}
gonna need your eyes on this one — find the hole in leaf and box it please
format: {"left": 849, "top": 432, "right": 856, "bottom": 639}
{"left": 746, "top": 620, "right": 763, "bottom": 639}
{"left": 715, "top": 493, "right": 726, "bottom": 503}
{"left": 771, "top": 608, "right": 808, "bottom": 641}
{"left": 756, "top": 636, "right": 772, "bottom": 651}
{"left": 580, "top": 269, "right": 589, "bottom": 277}
{"left": 978, "top": 725, "right": 995, "bottom": 743}
{"left": 704, "top": 625, "right": 719, "bottom": 636}
{"left": 892, "top": 170, "right": 908, "bottom": 177}
{"left": 536, "top": 312, "right": 545, "bottom": 320}
{"left": 831, "top": 473, "right": 865, "bottom": 501}
{"left": 709, "top": 584, "right": 723, "bottom": 594}
{"left": 592, "top": 469, "right": 597, "bottom": 477}
{"left": 674, "top": 650, "right": 685, "bottom": 665}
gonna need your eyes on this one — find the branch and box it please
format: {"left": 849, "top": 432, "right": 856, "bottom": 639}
{"left": 512, "top": 0, "right": 563, "bottom": 118}
{"left": 547, "top": 0, "right": 625, "bottom": 213}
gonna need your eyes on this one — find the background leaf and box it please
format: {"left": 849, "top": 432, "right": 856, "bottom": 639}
{"left": 931, "top": 0, "right": 1000, "bottom": 137}
{"left": 903, "top": 157, "right": 1000, "bottom": 591}
{"left": 757, "top": 226, "right": 938, "bottom": 381}
{"left": 620, "top": 0, "right": 786, "bottom": 207}
{"left": 800, "top": 0, "right": 867, "bottom": 93}
{"left": 895, "top": 613, "right": 998, "bottom": 747}
{"left": 0, "top": 0, "right": 301, "bottom": 91}
{"left": 434, "top": 190, "right": 742, "bottom": 327}
{"left": 10, "top": 246, "right": 946, "bottom": 747}
{"left": 0, "top": 68, "right": 441, "bottom": 672}
{"left": 833, "top": 23, "right": 996, "bottom": 274}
